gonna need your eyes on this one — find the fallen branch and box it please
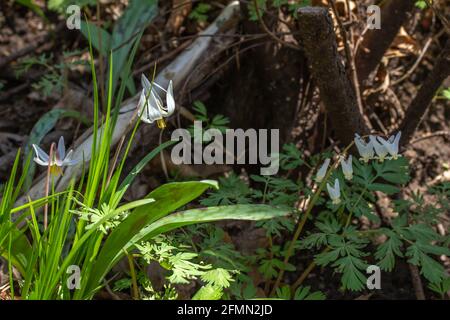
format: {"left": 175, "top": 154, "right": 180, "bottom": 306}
{"left": 14, "top": 1, "right": 240, "bottom": 208}
{"left": 296, "top": 7, "right": 369, "bottom": 146}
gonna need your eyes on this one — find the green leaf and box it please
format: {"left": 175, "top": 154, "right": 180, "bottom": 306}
{"left": 406, "top": 243, "right": 447, "bottom": 284}
{"left": 201, "top": 268, "right": 234, "bottom": 288}
{"left": 15, "top": 0, "right": 47, "bottom": 19}
{"left": 80, "top": 21, "right": 112, "bottom": 57}
{"left": 136, "top": 204, "right": 289, "bottom": 242}
{"left": 192, "top": 285, "right": 223, "bottom": 300}
{"left": 375, "top": 232, "right": 403, "bottom": 271}
{"left": 368, "top": 183, "right": 400, "bottom": 195}
{"left": 193, "top": 101, "right": 207, "bottom": 116}
{"left": 294, "top": 286, "right": 326, "bottom": 300}
{"left": 110, "top": 0, "right": 158, "bottom": 92}
{"left": 83, "top": 180, "right": 217, "bottom": 297}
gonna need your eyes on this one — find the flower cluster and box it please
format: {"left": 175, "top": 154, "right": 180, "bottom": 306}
{"left": 355, "top": 132, "right": 401, "bottom": 163}
{"left": 315, "top": 131, "right": 402, "bottom": 205}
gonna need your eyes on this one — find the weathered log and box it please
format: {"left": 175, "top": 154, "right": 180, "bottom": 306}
{"left": 14, "top": 1, "right": 240, "bottom": 208}
{"left": 355, "top": 0, "right": 415, "bottom": 84}
{"left": 296, "top": 7, "right": 369, "bottom": 146}
{"left": 400, "top": 40, "right": 450, "bottom": 146}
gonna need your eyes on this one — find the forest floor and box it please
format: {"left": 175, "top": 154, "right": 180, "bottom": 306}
{"left": 0, "top": 0, "right": 449, "bottom": 300}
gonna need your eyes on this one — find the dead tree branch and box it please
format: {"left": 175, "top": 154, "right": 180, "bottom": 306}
{"left": 296, "top": 7, "right": 369, "bottom": 146}
{"left": 399, "top": 40, "right": 450, "bottom": 146}
{"left": 355, "top": 0, "right": 415, "bottom": 84}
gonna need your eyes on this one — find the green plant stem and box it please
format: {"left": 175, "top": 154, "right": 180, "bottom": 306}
{"left": 127, "top": 253, "right": 140, "bottom": 300}
{"left": 270, "top": 142, "right": 356, "bottom": 296}
{"left": 44, "top": 143, "right": 55, "bottom": 230}
{"left": 290, "top": 248, "right": 332, "bottom": 292}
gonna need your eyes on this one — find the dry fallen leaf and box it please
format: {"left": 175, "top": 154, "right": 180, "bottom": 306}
{"left": 166, "top": 0, "right": 193, "bottom": 35}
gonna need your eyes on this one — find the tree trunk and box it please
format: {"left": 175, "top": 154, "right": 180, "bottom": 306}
{"left": 296, "top": 7, "right": 369, "bottom": 146}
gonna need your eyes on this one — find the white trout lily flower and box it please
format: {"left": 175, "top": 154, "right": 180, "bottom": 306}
{"left": 369, "top": 135, "right": 389, "bottom": 162}
{"left": 32, "top": 136, "right": 78, "bottom": 176}
{"left": 315, "top": 158, "right": 330, "bottom": 183}
{"left": 378, "top": 131, "right": 401, "bottom": 160}
{"left": 138, "top": 74, "right": 175, "bottom": 129}
{"left": 340, "top": 155, "right": 353, "bottom": 180}
{"left": 354, "top": 134, "right": 374, "bottom": 163}
{"left": 327, "top": 178, "right": 341, "bottom": 205}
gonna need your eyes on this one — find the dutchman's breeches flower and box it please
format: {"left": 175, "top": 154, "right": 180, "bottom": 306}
{"left": 377, "top": 131, "right": 402, "bottom": 160}
{"left": 354, "top": 134, "right": 375, "bottom": 163}
{"left": 340, "top": 155, "right": 353, "bottom": 180}
{"left": 327, "top": 178, "right": 341, "bottom": 205}
{"left": 315, "top": 158, "right": 330, "bottom": 183}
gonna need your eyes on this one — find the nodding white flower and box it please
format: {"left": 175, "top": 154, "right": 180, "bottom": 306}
{"left": 138, "top": 74, "right": 175, "bottom": 128}
{"left": 369, "top": 135, "right": 389, "bottom": 162}
{"left": 340, "top": 155, "right": 353, "bottom": 180}
{"left": 315, "top": 158, "right": 330, "bottom": 183}
{"left": 327, "top": 178, "right": 341, "bottom": 205}
{"left": 378, "top": 131, "right": 401, "bottom": 160}
{"left": 32, "top": 136, "right": 78, "bottom": 176}
{"left": 354, "top": 134, "right": 374, "bottom": 163}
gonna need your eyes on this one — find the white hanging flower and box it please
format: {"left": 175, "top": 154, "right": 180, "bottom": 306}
{"left": 354, "top": 134, "right": 374, "bottom": 163}
{"left": 315, "top": 158, "right": 330, "bottom": 183}
{"left": 327, "top": 178, "right": 341, "bottom": 205}
{"left": 377, "top": 131, "right": 401, "bottom": 160}
{"left": 340, "top": 155, "right": 353, "bottom": 180}
{"left": 369, "top": 135, "right": 389, "bottom": 162}
{"left": 32, "top": 136, "right": 78, "bottom": 175}
{"left": 137, "top": 74, "right": 175, "bottom": 128}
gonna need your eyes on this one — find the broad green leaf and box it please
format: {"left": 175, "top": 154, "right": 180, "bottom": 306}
{"left": 80, "top": 21, "right": 112, "bottom": 57}
{"left": 83, "top": 180, "right": 217, "bottom": 296}
{"left": 135, "top": 204, "right": 289, "bottom": 242}
{"left": 110, "top": 0, "right": 158, "bottom": 92}
{"left": 16, "top": 0, "right": 47, "bottom": 19}
{"left": 0, "top": 227, "right": 32, "bottom": 276}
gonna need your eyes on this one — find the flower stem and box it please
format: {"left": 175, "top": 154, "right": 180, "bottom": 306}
{"left": 43, "top": 143, "right": 55, "bottom": 230}
{"left": 269, "top": 141, "right": 355, "bottom": 296}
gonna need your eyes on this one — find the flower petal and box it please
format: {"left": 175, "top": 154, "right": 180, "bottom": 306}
{"left": 57, "top": 136, "right": 66, "bottom": 160}
{"left": 34, "top": 157, "right": 49, "bottom": 166}
{"left": 32, "top": 144, "right": 49, "bottom": 162}
{"left": 166, "top": 80, "right": 175, "bottom": 115}
{"left": 316, "top": 158, "right": 330, "bottom": 182}
{"left": 141, "top": 74, "right": 152, "bottom": 92}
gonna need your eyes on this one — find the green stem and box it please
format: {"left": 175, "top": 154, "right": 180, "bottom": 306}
{"left": 127, "top": 253, "right": 140, "bottom": 300}
{"left": 270, "top": 141, "right": 356, "bottom": 296}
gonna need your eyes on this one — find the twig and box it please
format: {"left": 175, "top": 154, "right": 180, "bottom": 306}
{"left": 392, "top": 38, "right": 433, "bottom": 86}
{"left": 408, "top": 130, "right": 450, "bottom": 145}
{"left": 409, "top": 258, "right": 426, "bottom": 299}
{"left": 399, "top": 40, "right": 450, "bottom": 146}
{"left": 252, "top": 0, "right": 301, "bottom": 51}
{"left": 423, "top": 0, "right": 450, "bottom": 34}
